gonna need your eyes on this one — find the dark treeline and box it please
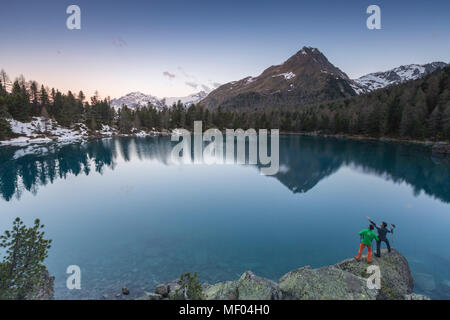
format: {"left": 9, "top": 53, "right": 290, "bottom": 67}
{"left": 1, "top": 66, "right": 449, "bottom": 141}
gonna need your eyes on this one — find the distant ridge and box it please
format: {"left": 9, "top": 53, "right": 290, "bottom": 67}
{"left": 352, "top": 62, "right": 448, "bottom": 94}
{"left": 110, "top": 90, "right": 210, "bottom": 110}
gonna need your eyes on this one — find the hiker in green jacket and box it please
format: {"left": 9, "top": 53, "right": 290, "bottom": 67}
{"left": 355, "top": 224, "right": 379, "bottom": 263}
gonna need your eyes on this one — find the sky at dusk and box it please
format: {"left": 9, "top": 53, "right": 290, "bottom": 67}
{"left": 1, "top": 0, "right": 449, "bottom": 99}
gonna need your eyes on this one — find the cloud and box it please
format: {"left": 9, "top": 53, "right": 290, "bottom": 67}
{"left": 201, "top": 84, "right": 210, "bottom": 92}
{"left": 113, "top": 37, "right": 127, "bottom": 48}
{"left": 185, "top": 81, "right": 198, "bottom": 89}
{"left": 178, "top": 67, "right": 194, "bottom": 79}
{"left": 212, "top": 82, "right": 222, "bottom": 88}
{"left": 163, "top": 71, "right": 176, "bottom": 80}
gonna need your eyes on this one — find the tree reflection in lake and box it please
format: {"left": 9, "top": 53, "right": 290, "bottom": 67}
{"left": 0, "top": 136, "right": 449, "bottom": 204}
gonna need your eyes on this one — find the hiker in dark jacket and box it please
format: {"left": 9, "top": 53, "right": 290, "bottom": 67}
{"left": 366, "top": 216, "right": 395, "bottom": 257}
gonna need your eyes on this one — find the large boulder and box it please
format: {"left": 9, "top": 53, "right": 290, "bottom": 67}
{"left": 278, "top": 265, "right": 376, "bottom": 300}
{"left": 204, "top": 281, "right": 239, "bottom": 300}
{"left": 237, "top": 271, "right": 282, "bottom": 300}
{"left": 155, "top": 283, "right": 169, "bottom": 297}
{"left": 335, "top": 248, "right": 413, "bottom": 300}
{"left": 154, "top": 279, "right": 184, "bottom": 300}
{"left": 152, "top": 249, "right": 426, "bottom": 300}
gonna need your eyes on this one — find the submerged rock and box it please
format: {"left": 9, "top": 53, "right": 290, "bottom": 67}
{"left": 413, "top": 273, "right": 436, "bottom": 292}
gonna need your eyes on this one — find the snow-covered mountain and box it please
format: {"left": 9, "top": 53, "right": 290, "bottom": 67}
{"left": 163, "top": 91, "right": 209, "bottom": 107}
{"left": 110, "top": 92, "right": 164, "bottom": 110}
{"left": 352, "top": 62, "right": 447, "bottom": 94}
{"left": 110, "top": 91, "right": 209, "bottom": 110}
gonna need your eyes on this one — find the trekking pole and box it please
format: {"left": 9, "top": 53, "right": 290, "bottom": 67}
{"left": 391, "top": 224, "right": 396, "bottom": 247}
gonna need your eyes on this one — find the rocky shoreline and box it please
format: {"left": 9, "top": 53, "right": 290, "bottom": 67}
{"left": 138, "top": 249, "right": 430, "bottom": 300}
{"left": 30, "top": 249, "right": 431, "bottom": 300}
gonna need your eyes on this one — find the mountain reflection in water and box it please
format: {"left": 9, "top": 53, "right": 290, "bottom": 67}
{"left": 0, "top": 135, "right": 448, "bottom": 204}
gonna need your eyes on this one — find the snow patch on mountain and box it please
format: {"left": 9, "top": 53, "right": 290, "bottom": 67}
{"left": 273, "top": 72, "right": 296, "bottom": 80}
{"left": 110, "top": 90, "right": 210, "bottom": 110}
{"left": 352, "top": 62, "right": 447, "bottom": 94}
{"left": 163, "top": 91, "right": 209, "bottom": 107}
{"left": 110, "top": 92, "right": 164, "bottom": 110}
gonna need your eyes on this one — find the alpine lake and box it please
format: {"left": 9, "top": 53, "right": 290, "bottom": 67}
{"left": 0, "top": 135, "right": 449, "bottom": 299}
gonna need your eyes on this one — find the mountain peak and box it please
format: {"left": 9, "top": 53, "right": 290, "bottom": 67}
{"left": 201, "top": 46, "right": 355, "bottom": 110}
{"left": 299, "top": 46, "right": 320, "bottom": 55}
{"left": 282, "top": 46, "right": 349, "bottom": 80}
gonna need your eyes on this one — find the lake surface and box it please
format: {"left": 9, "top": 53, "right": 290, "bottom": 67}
{"left": 0, "top": 135, "right": 449, "bottom": 299}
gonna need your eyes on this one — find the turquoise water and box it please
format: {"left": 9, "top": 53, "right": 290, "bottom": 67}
{"left": 0, "top": 136, "right": 449, "bottom": 299}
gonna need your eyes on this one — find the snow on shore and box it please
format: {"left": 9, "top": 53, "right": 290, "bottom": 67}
{"left": 0, "top": 117, "right": 170, "bottom": 147}
{"left": 1, "top": 117, "right": 89, "bottom": 146}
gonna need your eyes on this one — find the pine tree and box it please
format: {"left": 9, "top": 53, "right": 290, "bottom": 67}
{"left": 0, "top": 69, "right": 10, "bottom": 93}
{"left": 30, "top": 81, "right": 39, "bottom": 116}
{"left": 9, "top": 80, "right": 31, "bottom": 121}
{"left": 0, "top": 105, "right": 12, "bottom": 140}
{"left": 0, "top": 218, "right": 52, "bottom": 300}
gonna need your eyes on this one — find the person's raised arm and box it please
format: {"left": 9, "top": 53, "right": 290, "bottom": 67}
{"left": 389, "top": 224, "right": 395, "bottom": 234}
{"left": 366, "top": 216, "right": 376, "bottom": 227}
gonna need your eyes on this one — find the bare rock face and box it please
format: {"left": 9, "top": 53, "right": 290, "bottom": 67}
{"left": 204, "top": 272, "right": 282, "bottom": 300}
{"left": 237, "top": 271, "right": 282, "bottom": 300}
{"left": 204, "top": 281, "right": 239, "bottom": 300}
{"left": 335, "top": 249, "right": 414, "bottom": 300}
{"left": 278, "top": 266, "right": 377, "bottom": 300}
